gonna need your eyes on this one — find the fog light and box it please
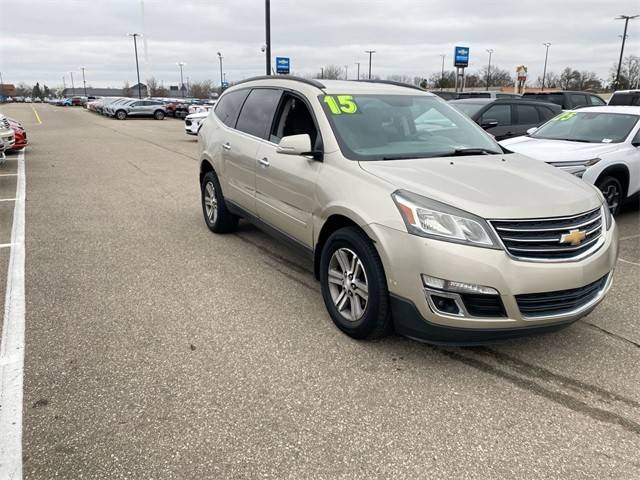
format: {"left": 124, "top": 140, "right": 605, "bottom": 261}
{"left": 430, "top": 295, "right": 461, "bottom": 315}
{"left": 421, "top": 275, "right": 498, "bottom": 295}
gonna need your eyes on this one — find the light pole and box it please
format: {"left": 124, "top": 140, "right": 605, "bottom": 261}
{"left": 439, "top": 54, "right": 446, "bottom": 91}
{"left": 62, "top": 75, "right": 66, "bottom": 95}
{"left": 485, "top": 49, "right": 494, "bottom": 91}
{"left": 177, "top": 62, "right": 186, "bottom": 98}
{"left": 344, "top": 65, "right": 349, "bottom": 80}
{"left": 70, "top": 71, "right": 75, "bottom": 95}
{"left": 217, "top": 52, "right": 224, "bottom": 91}
{"left": 355, "top": 62, "right": 360, "bottom": 80}
{"left": 265, "top": 0, "right": 271, "bottom": 75}
{"left": 128, "top": 33, "right": 143, "bottom": 99}
{"left": 615, "top": 15, "right": 638, "bottom": 89}
{"left": 0, "top": 71, "right": 4, "bottom": 97}
{"left": 541, "top": 42, "right": 551, "bottom": 91}
{"left": 365, "top": 50, "right": 376, "bottom": 79}
{"left": 80, "top": 67, "right": 87, "bottom": 97}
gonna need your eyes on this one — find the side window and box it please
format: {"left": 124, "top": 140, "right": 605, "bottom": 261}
{"left": 214, "top": 89, "right": 250, "bottom": 128}
{"left": 536, "top": 106, "right": 556, "bottom": 122}
{"left": 270, "top": 94, "right": 319, "bottom": 147}
{"left": 570, "top": 94, "right": 588, "bottom": 107}
{"left": 633, "top": 129, "right": 640, "bottom": 146}
{"left": 235, "top": 89, "right": 282, "bottom": 139}
{"left": 515, "top": 104, "right": 539, "bottom": 124}
{"left": 589, "top": 95, "right": 606, "bottom": 106}
{"left": 480, "top": 104, "right": 511, "bottom": 125}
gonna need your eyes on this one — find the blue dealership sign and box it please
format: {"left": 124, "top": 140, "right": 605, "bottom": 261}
{"left": 454, "top": 46, "right": 470, "bottom": 67}
{"left": 276, "top": 57, "right": 290, "bottom": 74}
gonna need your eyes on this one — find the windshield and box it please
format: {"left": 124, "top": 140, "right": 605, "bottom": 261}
{"left": 531, "top": 111, "right": 639, "bottom": 143}
{"left": 451, "top": 102, "right": 486, "bottom": 117}
{"left": 319, "top": 94, "right": 500, "bottom": 160}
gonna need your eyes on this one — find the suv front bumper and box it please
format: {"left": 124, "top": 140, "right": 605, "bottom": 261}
{"left": 366, "top": 221, "right": 618, "bottom": 344}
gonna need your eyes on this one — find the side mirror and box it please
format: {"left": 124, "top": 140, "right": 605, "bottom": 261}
{"left": 277, "top": 134, "right": 318, "bottom": 158}
{"left": 480, "top": 119, "right": 499, "bottom": 130}
{"left": 526, "top": 127, "right": 538, "bottom": 135}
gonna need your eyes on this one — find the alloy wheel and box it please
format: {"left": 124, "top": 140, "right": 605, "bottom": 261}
{"left": 203, "top": 181, "right": 218, "bottom": 224}
{"left": 602, "top": 184, "right": 620, "bottom": 214}
{"left": 327, "top": 248, "right": 369, "bottom": 322}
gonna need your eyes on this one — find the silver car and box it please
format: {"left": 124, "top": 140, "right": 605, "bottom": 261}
{"left": 111, "top": 99, "right": 166, "bottom": 120}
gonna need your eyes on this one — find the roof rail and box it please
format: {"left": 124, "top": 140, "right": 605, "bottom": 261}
{"left": 233, "top": 75, "right": 325, "bottom": 90}
{"left": 356, "top": 79, "right": 426, "bottom": 92}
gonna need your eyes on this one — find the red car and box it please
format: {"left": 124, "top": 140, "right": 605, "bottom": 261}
{"left": 7, "top": 117, "right": 27, "bottom": 151}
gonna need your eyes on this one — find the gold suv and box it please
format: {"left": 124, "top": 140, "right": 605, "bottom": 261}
{"left": 198, "top": 77, "right": 618, "bottom": 344}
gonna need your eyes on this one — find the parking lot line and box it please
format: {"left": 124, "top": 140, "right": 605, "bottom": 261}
{"left": 0, "top": 174, "right": 18, "bottom": 177}
{"left": 0, "top": 149, "right": 26, "bottom": 480}
{"left": 31, "top": 107, "right": 42, "bottom": 125}
{"left": 619, "top": 234, "right": 640, "bottom": 242}
{"left": 0, "top": 199, "right": 16, "bottom": 202}
{"left": 0, "top": 244, "right": 16, "bottom": 249}
{"left": 619, "top": 258, "right": 640, "bottom": 267}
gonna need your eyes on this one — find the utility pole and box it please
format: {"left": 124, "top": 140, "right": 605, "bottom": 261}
{"left": 320, "top": 67, "right": 324, "bottom": 79}
{"left": 80, "top": 67, "right": 87, "bottom": 97}
{"left": 128, "top": 33, "right": 143, "bottom": 99}
{"left": 177, "top": 62, "right": 186, "bottom": 98}
{"left": 615, "top": 15, "right": 638, "bottom": 89}
{"left": 355, "top": 62, "right": 360, "bottom": 80}
{"left": 62, "top": 75, "right": 67, "bottom": 95}
{"left": 485, "top": 49, "right": 494, "bottom": 91}
{"left": 365, "top": 50, "right": 376, "bottom": 79}
{"left": 217, "top": 52, "right": 224, "bottom": 91}
{"left": 439, "top": 54, "right": 446, "bottom": 91}
{"left": 541, "top": 42, "right": 551, "bottom": 91}
{"left": 265, "top": 0, "right": 271, "bottom": 75}
{"left": 344, "top": 65, "right": 349, "bottom": 80}
{"left": 0, "top": 71, "right": 4, "bottom": 97}
{"left": 70, "top": 71, "right": 75, "bottom": 95}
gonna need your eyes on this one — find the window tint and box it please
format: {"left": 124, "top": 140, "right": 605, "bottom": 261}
{"left": 458, "top": 92, "right": 490, "bottom": 99}
{"left": 271, "top": 94, "right": 319, "bottom": 147}
{"left": 536, "top": 106, "right": 556, "bottom": 121}
{"left": 515, "top": 104, "right": 539, "bottom": 124}
{"left": 589, "top": 95, "right": 606, "bottom": 106}
{"left": 481, "top": 104, "right": 511, "bottom": 125}
{"left": 214, "top": 89, "right": 250, "bottom": 127}
{"left": 609, "top": 93, "right": 640, "bottom": 106}
{"left": 570, "top": 94, "right": 588, "bottom": 107}
{"left": 235, "top": 89, "right": 282, "bottom": 139}
{"left": 633, "top": 129, "right": 640, "bottom": 145}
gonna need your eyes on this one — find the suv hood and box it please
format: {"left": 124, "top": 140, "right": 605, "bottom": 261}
{"left": 359, "top": 153, "right": 600, "bottom": 219}
{"left": 500, "top": 136, "right": 621, "bottom": 162}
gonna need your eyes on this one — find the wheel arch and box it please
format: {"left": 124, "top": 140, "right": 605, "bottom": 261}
{"left": 596, "top": 164, "right": 630, "bottom": 199}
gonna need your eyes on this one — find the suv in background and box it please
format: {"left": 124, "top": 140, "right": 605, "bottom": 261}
{"left": 450, "top": 98, "right": 561, "bottom": 140}
{"left": 522, "top": 91, "right": 606, "bottom": 110}
{"left": 197, "top": 76, "right": 617, "bottom": 344}
{"left": 111, "top": 100, "right": 166, "bottom": 120}
{"left": 608, "top": 90, "right": 640, "bottom": 106}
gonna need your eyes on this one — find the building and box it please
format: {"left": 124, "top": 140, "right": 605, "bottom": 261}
{"left": 0, "top": 84, "right": 17, "bottom": 97}
{"left": 61, "top": 83, "right": 148, "bottom": 98}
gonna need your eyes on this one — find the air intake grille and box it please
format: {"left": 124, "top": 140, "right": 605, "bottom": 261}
{"left": 490, "top": 207, "right": 603, "bottom": 261}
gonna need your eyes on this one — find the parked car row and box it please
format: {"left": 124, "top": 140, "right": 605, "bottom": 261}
{"left": 86, "top": 97, "right": 167, "bottom": 120}
{"left": 0, "top": 112, "right": 27, "bottom": 164}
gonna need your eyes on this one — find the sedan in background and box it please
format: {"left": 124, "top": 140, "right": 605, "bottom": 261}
{"left": 522, "top": 91, "right": 606, "bottom": 110}
{"left": 451, "top": 98, "right": 560, "bottom": 141}
{"left": 501, "top": 106, "right": 640, "bottom": 215}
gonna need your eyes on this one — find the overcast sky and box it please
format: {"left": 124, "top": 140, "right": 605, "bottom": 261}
{"left": 0, "top": 0, "right": 638, "bottom": 89}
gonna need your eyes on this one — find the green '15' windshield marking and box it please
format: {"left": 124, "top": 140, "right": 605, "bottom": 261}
{"left": 323, "top": 95, "right": 358, "bottom": 114}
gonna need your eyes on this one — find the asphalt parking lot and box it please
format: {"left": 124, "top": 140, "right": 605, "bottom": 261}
{"left": 0, "top": 103, "right": 639, "bottom": 479}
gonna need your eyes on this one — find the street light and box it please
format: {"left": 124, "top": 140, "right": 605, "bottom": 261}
{"left": 485, "top": 49, "right": 494, "bottom": 91}
{"left": 177, "top": 62, "right": 186, "bottom": 98}
{"left": 80, "top": 67, "right": 87, "bottom": 97}
{"left": 265, "top": 0, "right": 271, "bottom": 75}
{"left": 128, "top": 33, "right": 143, "bottom": 99}
{"left": 439, "top": 54, "right": 446, "bottom": 91}
{"left": 355, "top": 62, "right": 360, "bottom": 80}
{"left": 365, "top": 50, "right": 376, "bottom": 79}
{"left": 615, "top": 15, "right": 639, "bottom": 89}
{"left": 541, "top": 42, "right": 551, "bottom": 91}
{"left": 70, "top": 71, "right": 75, "bottom": 96}
{"left": 217, "top": 52, "right": 224, "bottom": 91}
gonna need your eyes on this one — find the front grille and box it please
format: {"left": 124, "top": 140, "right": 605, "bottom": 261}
{"left": 461, "top": 294, "right": 506, "bottom": 317}
{"left": 516, "top": 275, "right": 608, "bottom": 317}
{"left": 2, "top": 118, "right": 9, "bottom": 129}
{"left": 185, "top": 119, "right": 192, "bottom": 126}
{"left": 490, "top": 207, "right": 603, "bottom": 261}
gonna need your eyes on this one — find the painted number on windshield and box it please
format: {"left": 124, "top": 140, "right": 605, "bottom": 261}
{"left": 323, "top": 95, "right": 358, "bottom": 114}
{"left": 553, "top": 111, "right": 577, "bottom": 122}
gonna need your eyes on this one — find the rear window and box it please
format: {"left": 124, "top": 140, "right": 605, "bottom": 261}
{"left": 570, "top": 94, "right": 588, "bottom": 107}
{"left": 589, "top": 95, "right": 606, "bottom": 106}
{"left": 515, "top": 104, "right": 539, "bottom": 124}
{"left": 609, "top": 93, "right": 640, "bottom": 106}
{"left": 525, "top": 93, "right": 564, "bottom": 106}
{"left": 214, "top": 89, "right": 250, "bottom": 127}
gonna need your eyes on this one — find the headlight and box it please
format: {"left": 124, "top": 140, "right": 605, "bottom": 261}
{"left": 392, "top": 190, "right": 501, "bottom": 249}
{"left": 592, "top": 186, "right": 613, "bottom": 230}
{"left": 547, "top": 158, "right": 600, "bottom": 178}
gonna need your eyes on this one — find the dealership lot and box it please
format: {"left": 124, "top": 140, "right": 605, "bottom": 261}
{"left": 0, "top": 103, "right": 639, "bottom": 478}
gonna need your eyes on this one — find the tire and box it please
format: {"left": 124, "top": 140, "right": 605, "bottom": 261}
{"left": 596, "top": 176, "right": 624, "bottom": 216}
{"left": 154, "top": 110, "right": 165, "bottom": 120}
{"left": 115, "top": 110, "right": 127, "bottom": 120}
{"left": 319, "top": 227, "right": 392, "bottom": 339}
{"left": 200, "top": 171, "right": 238, "bottom": 233}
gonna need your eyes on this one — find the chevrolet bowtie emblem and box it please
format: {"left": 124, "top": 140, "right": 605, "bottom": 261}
{"left": 560, "top": 229, "right": 587, "bottom": 246}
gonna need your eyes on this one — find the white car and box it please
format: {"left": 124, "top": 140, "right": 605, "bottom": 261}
{"left": 188, "top": 103, "right": 215, "bottom": 115}
{"left": 501, "top": 106, "right": 640, "bottom": 215}
{"left": 0, "top": 115, "right": 16, "bottom": 165}
{"left": 184, "top": 111, "right": 209, "bottom": 136}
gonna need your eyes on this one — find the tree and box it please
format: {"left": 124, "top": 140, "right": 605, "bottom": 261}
{"left": 32, "top": 82, "right": 42, "bottom": 99}
{"left": 609, "top": 55, "right": 640, "bottom": 90}
{"left": 147, "top": 77, "right": 167, "bottom": 97}
{"left": 122, "top": 81, "right": 132, "bottom": 97}
{"left": 317, "top": 65, "right": 343, "bottom": 80}
{"left": 559, "top": 68, "right": 580, "bottom": 90}
{"left": 15, "top": 82, "right": 31, "bottom": 96}
{"left": 428, "top": 70, "right": 456, "bottom": 89}
{"left": 190, "top": 80, "right": 214, "bottom": 99}
{"left": 477, "top": 65, "right": 513, "bottom": 88}
{"left": 386, "top": 74, "right": 414, "bottom": 85}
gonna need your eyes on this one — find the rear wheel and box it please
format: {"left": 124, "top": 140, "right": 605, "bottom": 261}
{"left": 115, "top": 110, "right": 127, "bottom": 120}
{"left": 320, "top": 227, "right": 392, "bottom": 339}
{"left": 201, "top": 171, "right": 238, "bottom": 233}
{"left": 154, "top": 110, "right": 165, "bottom": 120}
{"left": 596, "top": 176, "right": 623, "bottom": 215}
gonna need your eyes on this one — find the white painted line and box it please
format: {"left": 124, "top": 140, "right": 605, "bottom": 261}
{"left": 0, "top": 174, "right": 18, "bottom": 177}
{"left": 0, "top": 149, "right": 25, "bottom": 479}
{"left": 619, "top": 258, "right": 640, "bottom": 267}
{"left": 0, "top": 199, "right": 16, "bottom": 202}
{"left": 619, "top": 234, "right": 640, "bottom": 242}
{"left": 0, "top": 244, "right": 15, "bottom": 249}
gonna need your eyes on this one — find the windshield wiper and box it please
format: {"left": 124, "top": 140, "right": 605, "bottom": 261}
{"left": 538, "top": 137, "right": 593, "bottom": 143}
{"left": 443, "top": 148, "right": 501, "bottom": 156}
{"left": 382, "top": 155, "right": 422, "bottom": 160}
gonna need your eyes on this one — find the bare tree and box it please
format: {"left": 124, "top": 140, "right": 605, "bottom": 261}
{"left": 609, "top": 55, "right": 640, "bottom": 89}
{"left": 318, "top": 65, "right": 343, "bottom": 80}
{"left": 386, "top": 74, "right": 414, "bottom": 84}
{"left": 190, "top": 80, "right": 214, "bottom": 99}
{"left": 146, "top": 77, "right": 168, "bottom": 97}
{"left": 477, "top": 65, "right": 513, "bottom": 88}
{"left": 428, "top": 70, "right": 456, "bottom": 89}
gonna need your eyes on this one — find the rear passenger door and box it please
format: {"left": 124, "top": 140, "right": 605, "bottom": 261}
{"left": 513, "top": 104, "right": 540, "bottom": 138}
{"left": 479, "top": 103, "right": 513, "bottom": 140}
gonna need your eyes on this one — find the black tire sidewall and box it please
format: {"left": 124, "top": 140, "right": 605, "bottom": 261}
{"left": 155, "top": 111, "right": 164, "bottom": 120}
{"left": 597, "top": 176, "right": 623, "bottom": 215}
{"left": 201, "top": 172, "right": 221, "bottom": 231}
{"left": 319, "top": 227, "right": 390, "bottom": 339}
{"left": 116, "top": 110, "right": 126, "bottom": 120}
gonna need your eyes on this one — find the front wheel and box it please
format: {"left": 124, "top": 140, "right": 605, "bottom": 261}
{"left": 319, "top": 227, "right": 392, "bottom": 339}
{"left": 154, "top": 110, "right": 165, "bottom": 120}
{"left": 115, "top": 110, "right": 127, "bottom": 120}
{"left": 597, "top": 176, "right": 623, "bottom": 216}
{"left": 201, "top": 171, "right": 238, "bottom": 233}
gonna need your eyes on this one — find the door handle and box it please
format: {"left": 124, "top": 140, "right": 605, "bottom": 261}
{"left": 258, "top": 157, "right": 270, "bottom": 168}
{"left": 222, "top": 142, "right": 231, "bottom": 151}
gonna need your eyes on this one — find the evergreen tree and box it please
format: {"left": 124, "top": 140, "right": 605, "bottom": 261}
{"left": 32, "top": 82, "right": 42, "bottom": 99}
